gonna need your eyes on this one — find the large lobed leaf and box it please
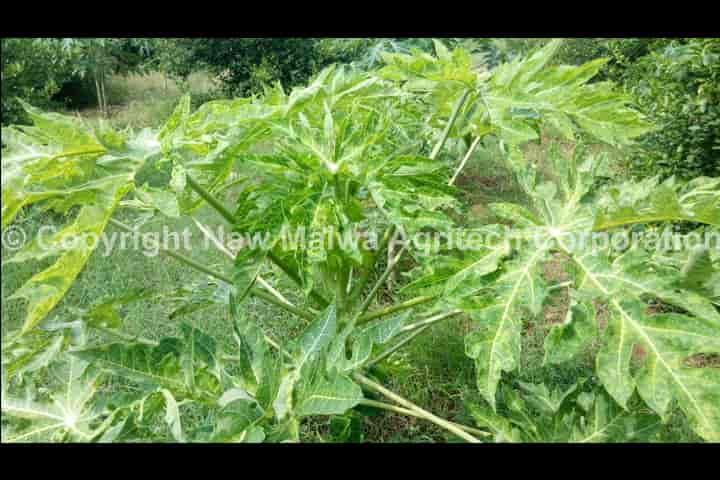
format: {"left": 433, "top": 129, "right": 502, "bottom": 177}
{"left": 593, "top": 176, "right": 720, "bottom": 230}
{"left": 2, "top": 104, "right": 160, "bottom": 335}
{"left": 457, "top": 142, "right": 719, "bottom": 441}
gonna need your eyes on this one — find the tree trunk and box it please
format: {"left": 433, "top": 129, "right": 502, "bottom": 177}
{"left": 94, "top": 70, "right": 104, "bottom": 116}
{"left": 99, "top": 67, "right": 108, "bottom": 117}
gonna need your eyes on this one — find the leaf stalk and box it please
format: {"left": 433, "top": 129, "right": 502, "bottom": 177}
{"left": 353, "top": 373, "right": 481, "bottom": 443}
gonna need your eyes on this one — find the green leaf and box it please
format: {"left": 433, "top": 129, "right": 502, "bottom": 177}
{"left": 2, "top": 331, "right": 66, "bottom": 379}
{"left": 482, "top": 41, "right": 652, "bottom": 148}
{"left": 467, "top": 401, "right": 523, "bottom": 443}
{"left": 72, "top": 341, "right": 184, "bottom": 393}
{"left": 211, "top": 399, "right": 264, "bottom": 443}
{"left": 70, "top": 289, "right": 155, "bottom": 330}
{"left": 354, "top": 313, "right": 407, "bottom": 346}
{"left": 593, "top": 177, "right": 720, "bottom": 230}
{"left": 465, "top": 247, "right": 550, "bottom": 409}
{"left": 295, "top": 373, "right": 363, "bottom": 417}
{"left": 518, "top": 381, "right": 579, "bottom": 415}
{"left": 294, "top": 305, "right": 337, "bottom": 369}
{"left": 469, "top": 383, "right": 661, "bottom": 443}
{"left": 160, "top": 98, "right": 277, "bottom": 214}
{"left": 2, "top": 105, "right": 158, "bottom": 335}
{"left": 463, "top": 138, "right": 719, "bottom": 441}
{"left": 165, "top": 280, "right": 232, "bottom": 321}
{"left": 233, "top": 248, "right": 268, "bottom": 302}
{"left": 180, "top": 322, "right": 217, "bottom": 369}
{"left": 1, "top": 355, "right": 101, "bottom": 442}
{"left": 444, "top": 243, "right": 510, "bottom": 299}
{"left": 256, "top": 354, "right": 283, "bottom": 413}
{"left": 329, "top": 413, "right": 364, "bottom": 442}
{"left": 569, "top": 390, "right": 661, "bottom": 443}
{"left": 8, "top": 189, "right": 132, "bottom": 334}
{"left": 124, "top": 183, "right": 180, "bottom": 218}
{"left": 488, "top": 203, "right": 542, "bottom": 227}
{"left": 159, "top": 389, "right": 185, "bottom": 442}
{"left": 544, "top": 302, "right": 597, "bottom": 365}
{"left": 158, "top": 95, "right": 191, "bottom": 142}
{"left": 71, "top": 339, "right": 220, "bottom": 402}
{"left": 565, "top": 245, "right": 720, "bottom": 441}
{"left": 680, "top": 245, "right": 714, "bottom": 292}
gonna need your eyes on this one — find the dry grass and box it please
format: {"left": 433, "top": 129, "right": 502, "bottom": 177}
{"left": 686, "top": 354, "right": 720, "bottom": 369}
{"left": 60, "top": 71, "right": 220, "bottom": 130}
{"left": 542, "top": 252, "right": 571, "bottom": 326}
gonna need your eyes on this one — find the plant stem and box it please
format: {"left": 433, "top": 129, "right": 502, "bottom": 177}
{"left": 56, "top": 148, "right": 108, "bottom": 160}
{"left": 365, "top": 310, "right": 463, "bottom": 368}
{"left": 108, "top": 218, "right": 314, "bottom": 321}
{"left": 94, "top": 70, "right": 103, "bottom": 117}
{"left": 352, "top": 373, "right": 481, "bottom": 443}
{"left": 449, "top": 135, "right": 482, "bottom": 186}
{"left": 547, "top": 281, "right": 573, "bottom": 292}
{"left": 185, "top": 175, "right": 236, "bottom": 225}
{"left": 398, "top": 309, "right": 463, "bottom": 334}
{"left": 355, "top": 243, "right": 408, "bottom": 319}
{"left": 214, "top": 175, "right": 247, "bottom": 196}
{"left": 267, "top": 251, "right": 329, "bottom": 308}
{"left": 365, "top": 327, "right": 427, "bottom": 368}
{"left": 251, "top": 288, "right": 314, "bottom": 322}
{"left": 358, "top": 399, "right": 490, "bottom": 438}
{"left": 192, "top": 218, "right": 296, "bottom": 309}
{"left": 99, "top": 66, "right": 108, "bottom": 117}
{"left": 430, "top": 89, "right": 471, "bottom": 160}
{"left": 182, "top": 177, "right": 329, "bottom": 307}
{"left": 348, "top": 226, "right": 393, "bottom": 305}
{"left": 93, "top": 325, "right": 159, "bottom": 346}
{"left": 125, "top": 219, "right": 238, "bottom": 285}
{"left": 358, "top": 295, "right": 438, "bottom": 325}
{"left": 336, "top": 267, "right": 348, "bottom": 314}
{"left": 109, "top": 218, "right": 233, "bottom": 282}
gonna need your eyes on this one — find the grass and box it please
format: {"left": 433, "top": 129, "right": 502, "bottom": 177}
{"left": 59, "top": 71, "right": 220, "bottom": 130}
{"left": 1, "top": 74, "right": 704, "bottom": 443}
{"left": 455, "top": 136, "right": 529, "bottom": 225}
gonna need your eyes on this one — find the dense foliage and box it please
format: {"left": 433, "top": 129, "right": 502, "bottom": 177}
{"left": 623, "top": 38, "right": 720, "bottom": 179}
{"left": 162, "top": 38, "right": 326, "bottom": 98}
{"left": 514, "top": 38, "right": 719, "bottom": 179}
{"left": 1, "top": 39, "right": 76, "bottom": 125}
{"left": 108, "top": 38, "right": 496, "bottom": 98}
{"left": 2, "top": 40, "right": 718, "bottom": 443}
{"left": 1, "top": 38, "right": 151, "bottom": 124}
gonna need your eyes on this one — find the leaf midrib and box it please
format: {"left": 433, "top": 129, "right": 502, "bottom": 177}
{"left": 556, "top": 236, "right": 712, "bottom": 430}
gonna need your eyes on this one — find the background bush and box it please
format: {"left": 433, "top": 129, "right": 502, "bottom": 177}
{"left": 1, "top": 38, "right": 76, "bottom": 125}
{"left": 622, "top": 38, "right": 720, "bottom": 179}
{"left": 489, "top": 38, "right": 719, "bottom": 179}
{"left": 163, "top": 38, "right": 322, "bottom": 97}
{"left": 2, "top": 38, "right": 153, "bottom": 124}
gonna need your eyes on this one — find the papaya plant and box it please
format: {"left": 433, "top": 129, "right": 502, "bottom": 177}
{"left": 468, "top": 379, "right": 663, "bottom": 443}
{"left": 2, "top": 39, "right": 718, "bottom": 443}
{"left": 408, "top": 143, "right": 719, "bottom": 441}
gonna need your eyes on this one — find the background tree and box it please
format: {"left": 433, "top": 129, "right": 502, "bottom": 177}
{"left": 66, "top": 38, "right": 153, "bottom": 117}
{"left": 1, "top": 38, "right": 76, "bottom": 125}
{"left": 621, "top": 38, "right": 720, "bottom": 179}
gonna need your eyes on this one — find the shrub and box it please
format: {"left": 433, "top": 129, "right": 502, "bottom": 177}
{"left": 161, "top": 38, "right": 447, "bottom": 98}
{"left": 492, "top": 38, "right": 719, "bottom": 180}
{"left": 623, "top": 38, "right": 720, "bottom": 179}
{"left": 164, "top": 38, "right": 322, "bottom": 98}
{"left": 1, "top": 38, "right": 77, "bottom": 125}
